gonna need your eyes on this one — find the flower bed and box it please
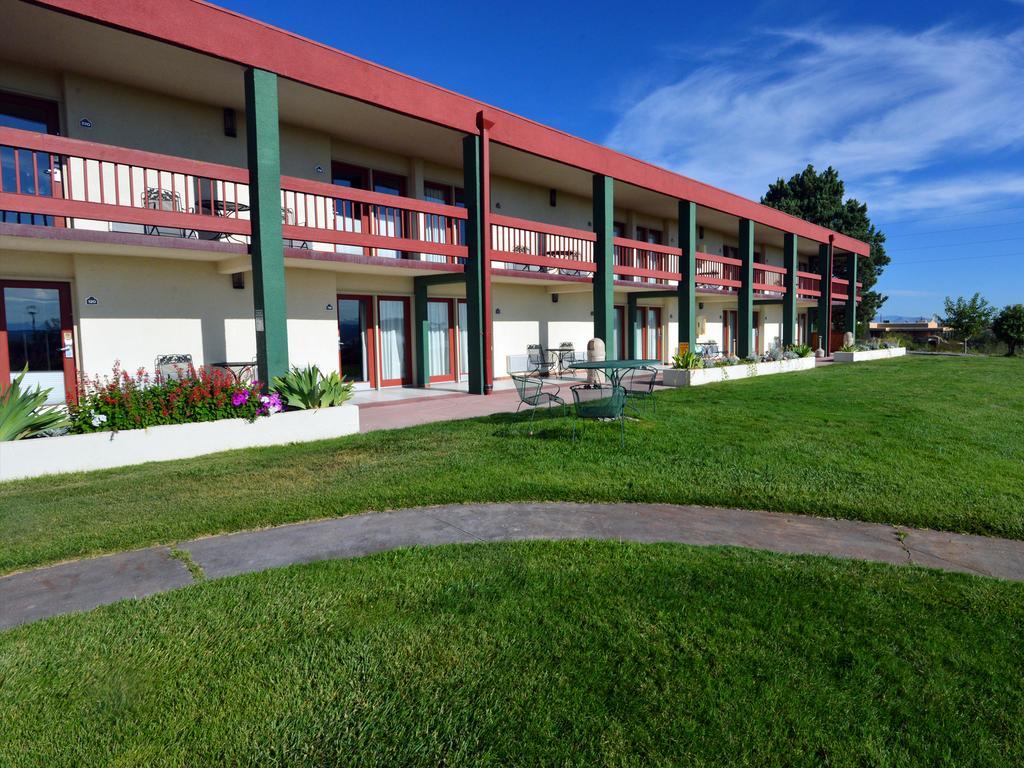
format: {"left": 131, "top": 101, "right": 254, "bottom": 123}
{"left": 0, "top": 405, "right": 360, "bottom": 482}
{"left": 832, "top": 347, "right": 907, "bottom": 363}
{"left": 662, "top": 356, "right": 816, "bottom": 387}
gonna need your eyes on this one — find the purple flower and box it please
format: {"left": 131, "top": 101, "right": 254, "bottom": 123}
{"left": 260, "top": 392, "right": 284, "bottom": 414}
{"left": 231, "top": 390, "right": 250, "bottom": 407}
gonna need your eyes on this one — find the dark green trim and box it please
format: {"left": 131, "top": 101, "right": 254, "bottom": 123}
{"left": 417, "top": 273, "right": 466, "bottom": 287}
{"left": 244, "top": 67, "right": 288, "bottom": 386}
{"left": 592, "top": 174, "right": 614, "bottom": 346}
{"left": 462, "top": 135, "right": 485, "bottom": 395}
{"left": 678, "top": 200, "right": 697, "bottom": 349}
{"left": 626, "top": 294, "right": 638, "bottom": 359}
{"left": 628, "top": 290, "right": 673, "bottom": 299}
{"left": 737, "top": 219, "right": 754, "bottom": 358}
{"left": 755, "top": 299, "right": 785, "bottom": 305}
{"left": 817, "top": 243, "right": 833, "bottom": 354}
{"left": 412, "top": 278, "right": 430, "bottom": 388}
{"left": 845, "top": 252, "right": 858, "bottom": 335}
{"left": 782, "top": 233, "right": 798, "bottom": 346}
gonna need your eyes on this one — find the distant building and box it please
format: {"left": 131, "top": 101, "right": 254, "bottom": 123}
{"left": 869, "top": 318, "right": 950, "bottom": 344}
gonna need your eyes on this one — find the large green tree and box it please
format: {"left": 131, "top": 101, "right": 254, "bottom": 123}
{"left": 992, "top": 304, "right": 1024, "bottom": 356}
{"left": 761, "top": 165, "right": 889, "bottom": 329}
{"left": 942, "top": 293, "right": 995, "bottom": 353}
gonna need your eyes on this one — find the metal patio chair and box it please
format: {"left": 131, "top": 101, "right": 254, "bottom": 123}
{"left": 154, "top": 353, "right": 194, "bottom": 382}
{"left": 621, "top": 365, "right": 658, "bottom": 417}
{"left": 511, "top": 374, "right": 565, "bottom": 433}
{"left": 570, "top": 383, "right": 627, "bottom": 447}
{"left": 526, "top": 344, "right": 551, "bottom": 376}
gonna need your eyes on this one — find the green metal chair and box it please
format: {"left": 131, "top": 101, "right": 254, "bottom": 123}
{"left": 570, "top": 383, "right": 627, "bottom": 446}
{"left": 511, "top": 374, "right": 565, "bottom": 433}
{"left": 621, "top": 365, "right": 658, "bottom": 417}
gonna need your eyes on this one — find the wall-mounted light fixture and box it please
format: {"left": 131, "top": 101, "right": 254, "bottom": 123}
{"left": 699, "top": 302, "right": 704, "bottom": 310}
{"left": 495, "top": 201, "right": 502, "bottom": 209}
{"left": 223, "top": 108, "right": 237, "bottom": 138}
{"left": 549, "top": 188, "right": 557, "bottom": 207}
{"left": 231, "top": 272, "right": 245, "bottom": 290}
{"left": 325, "top": 303, "right": 333, "bottom": 311}
{"left": 495, "top": 307, "right": 501, "bottom": 315}
{"left": 551, "top": 293, "right": 559, "bottom": 303}
{"left": 698, "top": 226, "right": 705, "bottom": 239}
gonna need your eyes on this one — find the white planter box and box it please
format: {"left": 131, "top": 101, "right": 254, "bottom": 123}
{"left": 661, "top": 356, "right": 816, "bottom": 387}
{"left": 0, "top": 405, "right": 360, "bottom": 482}
{"left": 832, "top": 347, "right": 907, "bottom": 363}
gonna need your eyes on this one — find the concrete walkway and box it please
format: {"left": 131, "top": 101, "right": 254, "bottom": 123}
{"left": 3, "top": 502, "right": 1023, "bottom": 630}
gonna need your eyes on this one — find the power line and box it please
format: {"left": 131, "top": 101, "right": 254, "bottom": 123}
{"left": 894, "top": 251, "right": 1024, "bottom": 266}
{"left": 886, "top": 218, "right": 1024, "bottom": 238}
{"left": 878, "top": 202, "right": 1024, "bottom": 227}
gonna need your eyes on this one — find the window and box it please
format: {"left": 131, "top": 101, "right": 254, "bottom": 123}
{"left": 636, "top": 226, "right": 662, "bottom": 244}
{"left": 331, "top": 162, "right": 369, "bottom": 190}
{"left": 0, "top": 91, "right": 60, "bottom": 226}
{"left": 372, "top": 170, "right": 406, "bottom": 197}
{"left": 613, "top": 221, "right": 627, "bottom": 238}
{"left": 424, "top": 181, "right": 452, "bottom": 206}
{"left": 0, "top": 91, "right": 60, "bottom": 134}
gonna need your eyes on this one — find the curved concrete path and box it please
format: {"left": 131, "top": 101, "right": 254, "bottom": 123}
{"left": 3, "top": 503, "right": 1023, "bottom": 630}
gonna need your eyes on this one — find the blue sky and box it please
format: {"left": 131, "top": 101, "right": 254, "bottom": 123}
{"left": 223, "top": 0, "right": 1024, "bottom": 319}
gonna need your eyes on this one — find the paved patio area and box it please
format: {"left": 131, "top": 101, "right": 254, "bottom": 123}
{"left": 4, "top": 502, "right": 1023, "bottom": 630}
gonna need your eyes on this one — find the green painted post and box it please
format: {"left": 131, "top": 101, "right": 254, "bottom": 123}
{"left": 592, "top": 174, "right": 615, "bottom": 347}
{"left": 817, "top": 242, "right": 833, "bottom": 354}
{"left": 782, "top": 233, "right": 798, "bottom": 346}
{"left": 462, "top": 135, "right": 485, "bottom": 395}
{"left": 737, "top": 218, "right": 754, "bottom": 358}
{"left": 244, "top": 67, "right": 288, "bottom": 386}
{"left": 413, "top": 278, "right": 429, "bottom": 388}
{"left": 626, "top": 293, "right": 638, "bottom": 359}
{"left": 845, "top": 251, "right": 858, "bottom": 336}
{"left": 678, "top": 200, "right": 697, "bottom": 351}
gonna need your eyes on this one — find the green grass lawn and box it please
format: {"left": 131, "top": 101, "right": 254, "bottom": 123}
{"left": 2, "top": 355, "right": 1023, "bottom": 574}
{"left": 1, "top": 541, "right": 1021, "bottom": 766}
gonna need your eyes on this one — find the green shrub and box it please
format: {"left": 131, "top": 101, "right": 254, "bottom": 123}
{"left": 789, "top": 344, "right": 813, "bottom": 358}
{"left": 671, "top": 350, "right": 704, "bottom": 370}
{"left": 272, "top": 365, "right": 353, "bottom": 409}
{"left": 0, "top": 368, "right": 68, "bottom": 441}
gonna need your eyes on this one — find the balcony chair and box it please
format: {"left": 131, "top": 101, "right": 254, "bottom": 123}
{"left": 570, "top": 383, "right": 627, "bottom": 447}
{"left": 621, "top": 365, "right": 658, "bottom": 416}
{"left": 511, "top": 374, "right": 565, "bottom": 434}
{"left": 142, "top": 188, "right": 194, "bottom": 239}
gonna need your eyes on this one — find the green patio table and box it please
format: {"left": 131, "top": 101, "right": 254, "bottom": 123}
{"left": 568, "top": 359, "right": 660, "bottom": 388}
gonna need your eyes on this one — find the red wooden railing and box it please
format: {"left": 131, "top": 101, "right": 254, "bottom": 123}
{"left": 490, "top": 214, "right": 595, "bottom": 274}
{"left": 831, "top": 276, "right": 850, "bottom": 302}
{"left": 754, "top": 263, "right": 786, "bottom": 294}
{"left": 280, "top": 176, "right": 468, "bottom": 262}
{"left": 695, "top": 253, "right": 742, "bottom": 291}
{"left": 613, "top": 237, "right": 680, "bottom": 283}
{"left": 797, "top": 271, "right": 821, "bottom": 299}
{"left": 0, "top": 126, "right": 250, "bottom": 237}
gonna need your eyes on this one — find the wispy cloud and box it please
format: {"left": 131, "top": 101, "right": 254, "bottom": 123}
{"left": 605, "top": 24, "right": 1024, "bottom": 218}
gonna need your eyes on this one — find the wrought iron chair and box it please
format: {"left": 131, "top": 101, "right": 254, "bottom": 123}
{"left": 621, "top": 365, "right": 658, "bottom": 416}
{"left": 570, "top": 383, "right": 627, "bottom": 447}
{"left": 526, "top": 344, "right": 551, "bottom": 376}
{"left": 511, "top": 374, "right": 565, "bottom": 433}
{"left": 154, "top": 353, "right": 194, "bottom": 382}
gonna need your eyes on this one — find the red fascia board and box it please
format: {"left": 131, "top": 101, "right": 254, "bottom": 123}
{"left": 28, "top": 0, "right": 869, "bottom": 256}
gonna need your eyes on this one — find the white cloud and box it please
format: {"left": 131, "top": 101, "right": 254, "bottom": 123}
{"left": 605, "top": 24, "right": 1024, "bottom": 217}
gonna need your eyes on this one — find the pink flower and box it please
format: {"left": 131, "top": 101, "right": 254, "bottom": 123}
{"left": 259, "top": 392, "right": 283, "bottom": 415}
{"left": 231, "top": 390, "right": 250, "bottom": 407}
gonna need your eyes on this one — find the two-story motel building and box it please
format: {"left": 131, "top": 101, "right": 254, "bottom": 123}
{"left": 0, "top": 0, "right": 866, "bottom": 404}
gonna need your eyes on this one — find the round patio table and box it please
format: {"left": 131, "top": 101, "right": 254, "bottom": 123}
{"left": 568, "top": 359, "right": 660, "bottom": 388}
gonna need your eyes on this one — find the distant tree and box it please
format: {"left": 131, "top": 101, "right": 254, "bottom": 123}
{"left": 942, "top": 294, "right": 995, "bottom": 353}
{"left": 762, "top": 165, "right": 889, "bottom": 332}
{"left": 992, "top": 304, "right": 1024, "bottom": 356}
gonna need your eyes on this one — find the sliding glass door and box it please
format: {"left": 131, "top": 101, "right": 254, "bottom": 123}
{"left": 337, "top": 295, "right": 374, "bottom": 387}
{"left": 377, "top": 296, "right": 411, "bottom": 386}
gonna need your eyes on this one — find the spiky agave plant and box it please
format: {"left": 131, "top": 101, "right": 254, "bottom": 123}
{"left": 0, "top": 368, "right": 68, "bottom": 441}
{"left": 272, "top": 365, "right": 353, "bottom": 409}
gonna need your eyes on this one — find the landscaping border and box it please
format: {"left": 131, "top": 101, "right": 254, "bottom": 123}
{"left": 661, "top": 356, "right": 816, "bottom": 387}
{"left": 832, "top": 348, "right": 907, "bottom": 363}
{"left": 0, "top": 405, "right": 360, "bottom": 482}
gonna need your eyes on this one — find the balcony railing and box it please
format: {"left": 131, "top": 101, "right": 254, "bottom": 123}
{"left": 613, "top": 237, "right": 679, "bottom": 284}
{"left": 490, "top": 214, "right": 595, "bottom": 276}
{"left": 0, "top": 127, "right": 865, "bottom": 299}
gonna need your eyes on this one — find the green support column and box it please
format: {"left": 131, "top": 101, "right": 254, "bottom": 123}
{"left": 626, "top": 294, "right": 638, "bottom": 359}
{"left": 413, "top": 279, "right": 429, "bottom": 388}
{"left": 817, "top": 242, "right": 833, "bottom": 354}
{"left": 592, "top": 174, "right": 615, "bottom": 347}
{"left": 244, "top": 68, "right": 288, "bottom": 385}
{"left": 737, "top": 218, "right": 754, "bottom": 358}
{"left": 782, "top": 232, "right": 798, "bottom": 347}
{"left": 845, "top": 251, "right": 858, "bottom": 336}
{"left": 678, "top": 200, "right": 697, "bottom": 351}
{"left": 462, "top": 135, "right": 485, "bottom": 395}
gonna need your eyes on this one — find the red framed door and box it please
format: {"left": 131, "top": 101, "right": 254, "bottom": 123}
{"left": 337, "top": 294, "right": 376, "bottom": 387}
{"left": 457, "top": 299, "right": 469, "bottom": 380}
{"left": 613, "top": 304, "right": 625, "bottom": 359}
{"left": 427, "top": 298, "right": 457, "bottom": 383}
{"left": 0, "top": 280, "right": 77, "bottom": 404}
{"left": 723, "top": 310, "right": 738, "bottom": 356}
{"left": 640, "top": 307, "right": 663, "bottom": 361}
{"left": 376, "top": 295, "right": 412, "bottom": 386}
{"left": 753, "top": 311, "right": 761, "bottom": 355}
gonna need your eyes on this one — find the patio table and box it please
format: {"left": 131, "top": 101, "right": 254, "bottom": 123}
{"left": 211, "top": 360, "right": 257, "bottom": 383}
{"left": 568, "top": 359, "right": 660, "bottom": 388}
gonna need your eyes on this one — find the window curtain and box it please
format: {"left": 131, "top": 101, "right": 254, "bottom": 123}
{"left": 612, "top": 310, "right": 621, "bottom": 361}
{"left": 645, "top": 310, "right": 659, "bottom": 359}
{"left": 379, "top": 300, "right": 407, "bottom": 382}
{"left": 427, "top": 301, "right": 450, "bottom": 378}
